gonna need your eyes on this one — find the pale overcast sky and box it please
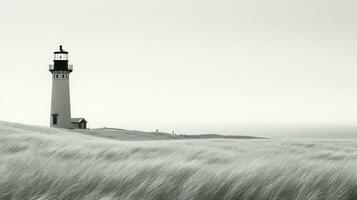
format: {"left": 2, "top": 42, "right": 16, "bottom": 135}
{"left": 0, "top": 0, "right": 357, "bottom": 134}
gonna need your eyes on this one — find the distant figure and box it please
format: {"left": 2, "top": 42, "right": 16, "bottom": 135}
{"left": 156, "top": 129, "right": 159, "bottom": 133}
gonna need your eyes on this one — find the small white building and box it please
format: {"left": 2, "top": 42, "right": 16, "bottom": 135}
{"left": 71, "top": 118, "right": 87, "bottom": 129}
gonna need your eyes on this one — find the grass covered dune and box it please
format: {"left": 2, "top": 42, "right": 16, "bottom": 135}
{"left": 0, "top": 121, "right": 356, "bottom": 200}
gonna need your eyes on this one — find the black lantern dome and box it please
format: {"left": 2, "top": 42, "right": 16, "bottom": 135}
{"left": 49, "top": 45, "right": 73, "bottom": 72}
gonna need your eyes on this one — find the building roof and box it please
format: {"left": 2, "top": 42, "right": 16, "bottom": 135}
{"left": 54, "top": 45, "right": 68, "bottom": 54}
{"left": 71, "top": 118, "right": 87, "bottom": 123}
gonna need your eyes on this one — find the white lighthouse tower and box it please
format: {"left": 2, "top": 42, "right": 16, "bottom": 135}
{"left": 49, "top": 46, "right": 73, "bottom": 128}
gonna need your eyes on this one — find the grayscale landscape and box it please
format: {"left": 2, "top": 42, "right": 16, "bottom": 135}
{"left": 0, "top": 121, "right": 356, "bottom": 200}
{"left": 1, "top": 0, "right": 357, "bottom": 199}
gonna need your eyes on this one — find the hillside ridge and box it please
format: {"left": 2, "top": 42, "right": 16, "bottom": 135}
{"left": 0, "top": 121, "right": 263, "bottom": 141}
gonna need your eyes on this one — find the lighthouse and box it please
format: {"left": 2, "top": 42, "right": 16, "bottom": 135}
{"left": 49, "top": 46, "right": 87, "bottom": 129}
{"left": 49, "top": 46, "right": 73, "bottom": 128}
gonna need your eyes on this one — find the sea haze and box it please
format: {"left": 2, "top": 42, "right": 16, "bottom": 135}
{"left": 178, "top": 124, "right": 357, "bottom": 139}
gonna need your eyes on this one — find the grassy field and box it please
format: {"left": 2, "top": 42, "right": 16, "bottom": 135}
{"left": 0, "top": 121, "right": 356, "bottom": 200}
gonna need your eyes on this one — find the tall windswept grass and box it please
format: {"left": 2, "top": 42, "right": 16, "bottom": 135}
{"left": 0, "top": 121, "right": 356, "bottom": 200}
